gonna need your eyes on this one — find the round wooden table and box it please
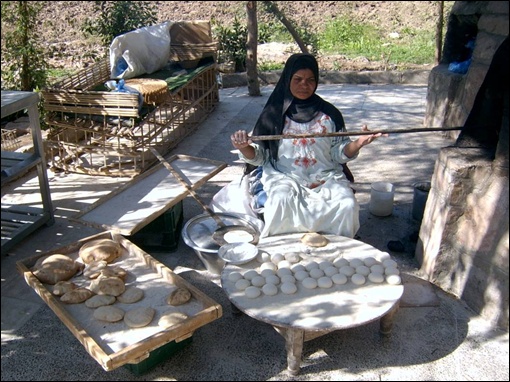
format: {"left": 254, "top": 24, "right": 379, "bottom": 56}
{"left": 220, "top": 233, "right": 404, "bottom": 375}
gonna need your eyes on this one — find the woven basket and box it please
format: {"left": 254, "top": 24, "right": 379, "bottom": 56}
{"left": 125, "top": 78, "right": 169, "bottom": 105}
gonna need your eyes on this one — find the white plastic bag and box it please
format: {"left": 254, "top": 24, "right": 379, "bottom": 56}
{"left": 110, "top": 21, "right": 173, "bottom": 79}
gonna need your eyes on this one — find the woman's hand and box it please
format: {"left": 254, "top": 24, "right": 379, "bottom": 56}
{"left": 356, "top": 124, "right": 387, "bottom": 148}
{"left": 230, "top": 130, "right": 252, "bottom": 149}
{"left": 344, "top": 124, "right": 387, "bottom": 158}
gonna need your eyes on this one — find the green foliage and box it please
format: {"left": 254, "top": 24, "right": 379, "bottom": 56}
{"left": 1, "top": 1, "right": 48, "bottom": 91}
{"left": 213, "top": 17, "right": 248, "bottom": 72}
{"left": 81, "top": 1, "right": 157, "bottom": 47}
{"left": 318, "top": 17, "right": 437, "bottom": 67}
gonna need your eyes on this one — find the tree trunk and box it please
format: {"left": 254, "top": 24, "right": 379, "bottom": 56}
{"left": 246, "top": 1, "right": 260, "bottom": 96}
{"left": 262, "top": 1, "right": 309, "bottom": 54}
{"left": 435, "top": 1, "right": 444, "bottom": 64}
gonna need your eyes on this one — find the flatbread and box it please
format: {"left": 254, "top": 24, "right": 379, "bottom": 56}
{"left": 89, "top": 275, "right": 125, "bottom": 296}
{"left": 31, "top": 254, "right": 83, "bottom": 285}
{"left": 93, "top": 306, "right": 125, "bottom": 322}
{"left": 300, "top": 232, "right": 329, "bottom": 247}
{"left": 124, "top": 307, "right": 156, "bottom": 328}
{"left": 166, "top": 287, "right": 191, "bottom": 306}
{"left": 60, "top": 287, "right": 94, "bottom": 304}
{"left": 79, "top": 239, "right": 123, "bottom": 264}
{"left": 52, "top": 280, "right": 77, "bottom": 296}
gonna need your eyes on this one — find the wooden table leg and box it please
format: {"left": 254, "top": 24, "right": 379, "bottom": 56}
{"left": 380, "top": 301, "right": 400, "bottom": 336}
{"left": 276, "top": 326, "right": 305, "bottom": 375}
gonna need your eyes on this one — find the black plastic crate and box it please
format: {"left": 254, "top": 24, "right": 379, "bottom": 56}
{"left": 128, "top": 201, "right": 183, "bottom": 252}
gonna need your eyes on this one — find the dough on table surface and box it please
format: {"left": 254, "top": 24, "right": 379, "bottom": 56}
{"left": 166, "top": 287, "right": 192, "bottom": 306}
{"left": 60, "top": 287, "right": 94, "bottom": 304}
{"left": 317, "top": 276, "right": 333, "bottom": 288}
{"left": 228, "top": 271, "right": 243, "bottom": 282}
{"left": 280, "top": 282, "right": 297, "bottom": 294}
{"left": 117, "top": 286, "right": 144, "bottom": 304}
{"left": 93, "top": 306, "right": 125, "bottom": 322}
{"left": 89, "top": 275, "right": 125, "bottom": 296}
{"left": 52, "top": 280, "right": 77, "bottom": 296}
{"left": 124, "top": 307, "right": 156, "bottom": 328}
{"left": 79, "top": 239, "right": 123, "bottom": 264}
{"left": 251, "top": 275, "right": 266, "bottom": 288}
{"left": 331, "top": 273, "right": 348, "bottom": 285}
{"left": 85, "top": 294, "right": 116, "bottom": 308}
{"left": 300, "top": 232, "right": 329, "bottom": 247}
{"left": 83, "top": 260, "right": 108, "bottom": 279}
{"left": 302, "top": 277, "right": 318, "bottom": 289}
{"left": 368, "top": 272, "right": 384, "bottom": 283}
{"left": 351, "top": 273, "right": 366, "bottom": 286}
{"left": 235, "top": 279, "right": 251, "bottom": 291}
{"left": 262, "top": 283, "right": 278, "bottom": 296}
{"left": 31, "top": 254, "right": 83, "bottom": 285}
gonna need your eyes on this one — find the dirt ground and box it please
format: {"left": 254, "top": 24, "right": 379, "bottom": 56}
{"left": 33, "top": 1, "right": 451, "bottom": 73}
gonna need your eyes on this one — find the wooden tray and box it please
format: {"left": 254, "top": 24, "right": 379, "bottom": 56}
{"left": 16, "top": 231, "right": 223, "bottom": 371}
{"left": 72, "top": 154, "right": 226, "bottom": 236}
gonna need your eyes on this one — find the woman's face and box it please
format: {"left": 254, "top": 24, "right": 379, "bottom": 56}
{"left": 289, "top": 68, "right": 316, "bottom": 100}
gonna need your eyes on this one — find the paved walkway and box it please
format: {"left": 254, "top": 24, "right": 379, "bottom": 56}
{"left": 1, "top": 83, "right": 508, "bottom": 381}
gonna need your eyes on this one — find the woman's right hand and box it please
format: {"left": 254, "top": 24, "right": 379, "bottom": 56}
{"left": 230, "top": 129, "right": 252, "bottom": 149}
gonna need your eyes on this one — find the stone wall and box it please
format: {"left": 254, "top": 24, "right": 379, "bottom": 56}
{"left": 417, "top": 1, "right": 509, "bottom": 330}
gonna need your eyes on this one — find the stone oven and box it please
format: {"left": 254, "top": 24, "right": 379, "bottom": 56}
{"left": 418, "top": 1, "right": 508, "bottom": 330}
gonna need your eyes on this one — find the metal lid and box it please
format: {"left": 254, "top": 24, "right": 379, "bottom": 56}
{"left": 182, "top": 213, "right": 263, "bottom": 253}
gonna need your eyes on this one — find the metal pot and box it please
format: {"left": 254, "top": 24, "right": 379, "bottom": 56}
{"left": 182, "top": 212, "right": 264, "bottom": 275}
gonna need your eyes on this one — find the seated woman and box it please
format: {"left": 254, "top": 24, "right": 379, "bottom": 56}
{"left": 230, "top": 53, "right": 385, "bottom": 239}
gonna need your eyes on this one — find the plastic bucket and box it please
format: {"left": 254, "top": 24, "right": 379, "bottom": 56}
{"left": 412, "top": 182, "right": 431, "bottom": 221}
{"left": 369, "top": 182, "right": 394, "bottom": 216}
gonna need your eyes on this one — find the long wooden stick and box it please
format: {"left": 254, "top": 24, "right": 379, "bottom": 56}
{"left": 249, "top": 126, "right": 462, "bottom": 140}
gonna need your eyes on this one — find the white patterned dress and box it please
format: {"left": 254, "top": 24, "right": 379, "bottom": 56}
{"left": 240, "top": 111, "right": 360, "bottom": 238}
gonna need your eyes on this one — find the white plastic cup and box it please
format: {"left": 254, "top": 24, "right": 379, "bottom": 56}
{"left": 369, "top": 182, "right": 394, "bottom": 216}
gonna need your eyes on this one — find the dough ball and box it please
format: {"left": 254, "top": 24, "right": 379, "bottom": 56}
{"left": 355, "top": 265, "right": 371, "bottom": 276}
{"left": 93, "top": 306, "right": 125, "bottom": 322}
{"left": 280, "top": 282, "right": 297, "bottom": 294}
{"left": 158, "top": 311, "right": 188, "bottom": 327}
{"left": 124, "top": 307, "right": 155, "bottom": 328}
{"left": 383, "top": 259, "right": 398, "bottom": 268}
{"left": 262, "top": 283, "right": 278, "bottom": 296}
{"left": 339, "top": 265, "right": 356, "bottom": 276}
{"left": 317, "top": 276, "right": 333, "bottom": 288}
{"left": 257, "top": 251, "right": 271, "bottom": 263}
{"left": 349, "top": 258, "right": 364, "bottom": 268}
{"left": 245, "top": 286, "right": 261, "bottom": 298}
{"left": 351, "top": 273, "right": 366, "bottom": 286}
{"left": 331, "top": 273, "right": 348, "bottom": 285}
{"left": 280, "top": 274, "right": 296, "bottom": 284}
{"left": 276, "top": 267, "right": 292, "bottom": 277}
{"left": 260, "top": 268, "right": 275, "bottom": 278}
{"left": 89, "top": 275, "right": 125, "bottom": 296}
{"left": 324, "top": 266, "right": 338, "bottom": 277}
{"left": 363, "top": 257, "right": 379, "bottom": 267}
{"left": 79, "top": 239, "right": 122, "bottom": 264}
{"left": 277, "top": 260, "right": 292, "bottom": 269}
{"left": 270, "top": 253, "right": 285, "bottom": 264}
{"left": 386, "top": 274, "right": 402, "bottom": 285}
{"left": 318, "top": 261, "right": 334, "bottom": 270}
{"left": 118, "top": 287, "right": 144, "bottom": 304}
{"left": 260, "top": 262, "right": 277, "bottom": 272}
{"left": 83, "top": 260, "right": 108, "bottom": 279}
{"left": 235, "top": 279, "right": 251, "bottom": 291}
{"left": 52, "top": 280, "right": 77, "bottom": 296}
{"left": 370, "top": 264, "right": 385, "bottom": 274}
{"left": 251, "top": 275, "right": 266, "bottom": 288}
{"left": 294, "top": 270, "right": 309, "bottom": 281}
{"left": 284, "top": 252, "right": 301, "bottom": 263}
{"left": 301, "top": 232, "right": 329, "bottom": 247}
{"left": 228, "top": 271, "right": 244, "bottom": 282}
{"left": 85, "top": 294, "right": 116, "bottom": 308}
{"left": 265, "top": 275, "right": 280, "bottom": 285}
{"left": 309, "top": 268, "right": 325, "bottom": 279}
{"left": 290, "top": 263, "right": 306, "bottom": 273}
{"left": 333, "top": 257, "right": 349, "bottom": 268}
{"left": 304, "top": 261, "right": 319, "bottom": 271}
{"left": 302, "top": 277, "right": 318, "bottom": 289}
{"left": 60, "top": 287, "right": 94, "bottom": 304}
{"left": 385, "top": 266, "right": 400, "bottom": 276}
{"left": 368, "top": 272, "right": 385, "bottom": 283}
{"left": 32, "top": 254, "right": 82, "bottom": 285}
{"left": 243, "top": 269, "right": 259, "bottom": 281}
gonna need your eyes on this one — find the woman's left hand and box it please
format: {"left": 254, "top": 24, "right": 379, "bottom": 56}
{"left": 356, "top": 124, "right": 387, "bottom": 147}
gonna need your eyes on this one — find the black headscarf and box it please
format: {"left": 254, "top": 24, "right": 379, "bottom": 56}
{"left": 252, "top": 53, "right": 346, "bottom": 164}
